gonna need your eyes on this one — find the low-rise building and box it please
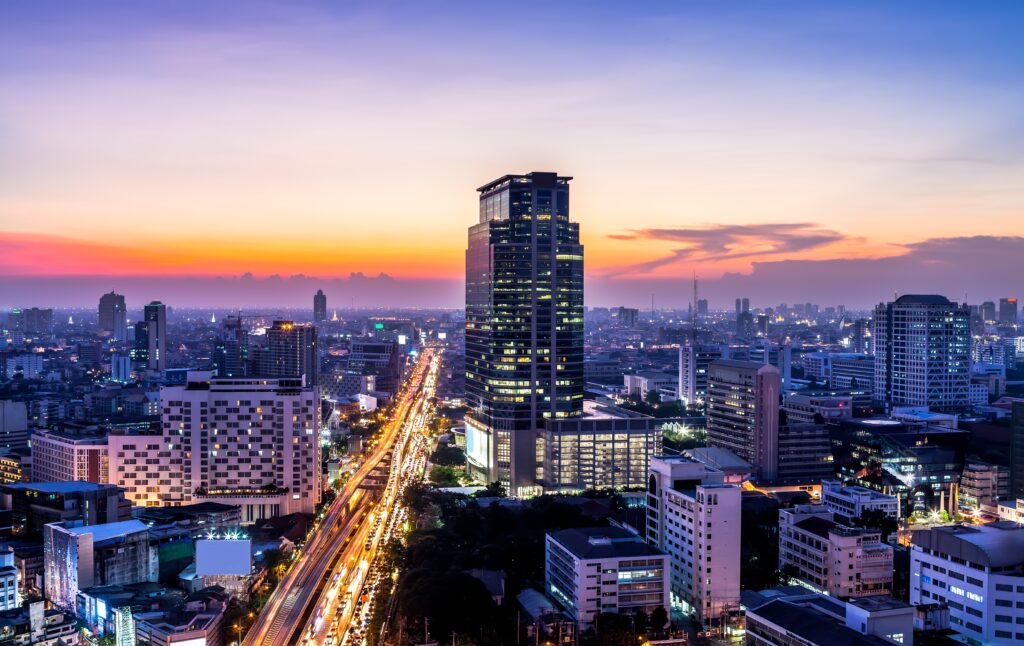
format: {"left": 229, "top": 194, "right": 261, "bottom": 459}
{"left": 779, "top": 505, "right": 894, "bottom": 599}
{"left": 0, "top": 481, "right": 132, "bottom": 538}
{"left": 545, "top": 526, "right": 669, "bottom": 628}
{"left": 910, "top": 522, "right": 1024, "bottom": 645}
{"left": 745, "top": 590, "right": 912, "bottom": 646}
{"left": 821, "top": 479, "right": 900, "bottom": 522}
{"left": 783, "top": 394, "right": 853, "bottom": 425}
{"left": 960, "top": 461, "right": 1009, "bottom": 512}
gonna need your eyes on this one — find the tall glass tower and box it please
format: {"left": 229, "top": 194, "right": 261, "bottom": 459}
{"left": 465, "top": 172, "right": 584, "bottom": 496}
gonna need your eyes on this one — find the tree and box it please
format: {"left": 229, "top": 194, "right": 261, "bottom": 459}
{"left": 645, "top": 389, "right": 662, "bottom": 406}
{"left": 477, "top": 481, "right": 506, "bottom": 498}
{"left": 853, "top": 509, "right": 899, "bottom": 542}
{"left": 650, "top": 606, "right": 669, "bottom": 632}
{"left": 429, "top": 445, "right": 466, "bottom": 466}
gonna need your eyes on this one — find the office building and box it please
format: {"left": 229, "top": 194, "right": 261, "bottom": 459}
{"left": 44, "top": 519, "right": 157, "bottom": 612}
{"left": 0, "top": 481, "right": 132, "bottom": 537}
{"left": 259, "top": 321, "right": 318, "bottom": 387}
{"left": 706, "top": 360, "right": 780, "bottom": 481}
{"left": 98, "top": 292, "right": 128, "bottom": 341}
{"left": 783, "top": 393, "right": 853, "bottom": 424}
{"left": 132, "top": 321, "right": 150, "bottom": 369}
{"left": 0, "top": 400, "right": 28, "bottom": 449}
{"left": 910, "top": 522, "right": 1024, "bottom": 645}
{"left": 143, "top": 302, "right": 167, "bottom": 373}
{"left": 8, "top": 307, "right": 53, "bottom": 335}
{"left": 212, "top": 316, "right": 248, "bottom": 378}
{"left": 779, "top": 505, "right": 894, "bottom": 599}
{"left": 999, "top": 297, "right": 1018, "bottom": 325}
{"left": 313, "top": 289, "right": 327, "bottom": 324}
{"left": 535, "top": 401, "right": 660, "bottom": 492}
{"left": 545, "top": 527, "right": 669, "bottom": 628}
{"left": 981, "top": 301, "right": 997, "bottom": 323}
{"left": 347, "top": 339, "right": 403, "bottom": 394}
{"left": 831, "top": 418, "right": 967, "bottom": 516}
{"left": 646, "top": 455, "right": 741, "bottom": 624}
{"left": 465, "top": 172, "right": 584, "bottom": 497}
{"left": 960, "top": 461, "right": 1009, "bottom": 512}
{"left": 615, "top": 307, "right": 639, "bottom": 328}
{"left": 776, "top": 423, "right": 833, "bottom": 484}
{"left": 820, "top": 479, "right": 899, "bottom": 522}
{"left": 745, "top": 591, "right": 913, "bottom": 646}
{"left": 831, "top": 354, "right": 875, "bottom": 391}
{"left": 678, "top": 344, "right": 728, "bottom": 410}
{"left": 873, "top": 295, "right": 971, "bottom": 412}
{"left": 108, "top": 371, "right": 321, "bottom": 520}
{"left": 30, "top": 429, "right": 109, "bottom": 483}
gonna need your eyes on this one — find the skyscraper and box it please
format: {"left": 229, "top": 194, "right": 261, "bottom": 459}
{"left": 98, "top": 291, "right": 127, "bottom": 340}
{"left": 873, "top": 295, "right": 971, "bottom": 412}
{"left": 260, "top": 321, "right": 319, "bottom": 387}
{"left": 706, "top": 359, "right": 780, "bottom": 481}
{"left": 678, "top": 344, "right": 729, "bottom": 410}
{"left": 465, "top": 172, "right": 584, "bottom": 496}
{"left": 313, "top": 289, "right": 328, "bottom": 324}
{"left": 980, "top": 301, "right": 997, "bottom": 323}
{"left": 999, "top": 297, "right": 1018, "bottom": 325}
{"left": 143, "top": 301, "right": 167, "bottom": 373}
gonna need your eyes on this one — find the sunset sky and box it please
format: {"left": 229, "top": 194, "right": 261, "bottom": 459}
{"left": 2, "top": 1, "right": 1023, "bottom": 307}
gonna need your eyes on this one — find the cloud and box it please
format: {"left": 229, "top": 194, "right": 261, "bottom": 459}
{"left": 607, "top": 222, "right": 852, "bottom": 274}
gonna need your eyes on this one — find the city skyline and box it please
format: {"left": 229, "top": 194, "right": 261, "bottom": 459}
{"left": 3, "top": 1, "right": 1024, "bottom": 308}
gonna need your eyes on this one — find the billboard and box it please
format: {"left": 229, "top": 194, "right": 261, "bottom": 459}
{"left": 195, "top": 539, "right": 252, "bottom": 577}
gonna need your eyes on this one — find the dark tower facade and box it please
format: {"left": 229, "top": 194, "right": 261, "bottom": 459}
{"left": 313, "top": 289, "right": 327, "bottom": 324}
{"left": 465, "top": 172, "right": 584, "bottom": 496}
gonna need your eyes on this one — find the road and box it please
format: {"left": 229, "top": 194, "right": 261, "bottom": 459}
{"left": 244, "top": 347, "right": 437, "bottom": 646}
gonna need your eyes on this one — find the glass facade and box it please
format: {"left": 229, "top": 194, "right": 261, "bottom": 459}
{"left": 465, "top": 172, "right": 584, "bottom": 495}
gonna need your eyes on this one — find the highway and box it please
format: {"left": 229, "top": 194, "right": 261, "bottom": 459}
{"left": 244, "top": 347, "right": 437, "bottom": 646}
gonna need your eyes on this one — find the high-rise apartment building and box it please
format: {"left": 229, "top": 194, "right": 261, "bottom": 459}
{"left": 108, "top": 371, "right": 320, "bottom": 520}
{"left": 258, "top": 321, "right": 318, "bottom": 387}
{"left": 98, "top": 291, "right": 127, "bottom": 341}
{"left": 313, "top": 289, "right": 328, "bottom": 324}
{"left": 465, "top": 172, "right": 584, "bottom": 496}
{"left": 706, "top": 359, "right": 780, "bottom": 481}
{"left": 999, "top": 297, "right": 1018, "bottom": 325}
{"left": 873, "top": 295, "right": 971, "bottom": 412}
{"left": 646, "top": 455, "right": 741, "bottom": 625}
{"left": 143, "top": 301, "right": 167, "bottom": 373}
{"left": 678, "top": 344, "right": 729, "bottom": 410}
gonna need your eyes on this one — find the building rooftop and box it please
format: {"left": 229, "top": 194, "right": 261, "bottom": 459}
{"left": 846, "top": 595, "right": 912, "bottom": 613}
{"left": 682, "top": 447, "right": 753, "bottom": 472}
{"left": 794, "top": 516, "right": 837, "bottom": 538}
{"left": 3, "top": 481, "right": 114, "bottom": 494}
{"left": 751, "top": 598, "right": 892, "bottom": 646}
{"left": 54, "top": 519, "right": 149, "bottom": 542}
{"left": 912, "top": 522, "right": 1024, "bottom": 568}
{"left": 893, "top": 294, "right": 952, "bottom": 305}
{"left": 548, "top": 526, "right": 666, "bottom": 561}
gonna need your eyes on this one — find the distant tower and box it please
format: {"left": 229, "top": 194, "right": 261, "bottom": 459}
{"left": 313, "top": 289, "right": 328, "bottom": 324}
{"left": 98, "top": 291, "right": 127, "bottom": 341}
{"left": 143, "top": 301, "right": 167, "bottom": 373}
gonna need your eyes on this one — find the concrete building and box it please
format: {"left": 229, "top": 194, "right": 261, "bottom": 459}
{"left": 820, "top": 479, "right": 900, "bottom": 522}
{"left": 745, "top": 591, "right": 913, "bottom": 646}
{"left": 678, "top": 344, "right": 729, "bottom": 410}
{"left": 346, "top": 339, "right": 403, "bottom": 394}
{"left": 0, "top": 400, "right": 28, "bottom": 451}
{"left": 783, "top": 394, "right": 853, "bottom": 425}
{"left": 98, "top": 291, "right": 128, "bottom": 341}
{"left": 465, "top": 172, "right": 584, "bottom": 497}
{"left": 778, "top": 505, "right": 894, "bottom": 599}
{"left": 108, "top": 371, "right": 321, "bottom": 520}
{"left": 259, "top": 320, "right": 319, "bottom": 387}
{"left": 44, "top": 519, "right": 157, "bottom": 612}
{"left": 5, "top": 354, "right": 44, "bottom": 380}
{"left": 960, "top": 461, "right": 1009, "bottom": 512}
{"left": 212, "top": 316, "right": 248, "bottom": 378}
{"left": 545, "top": 526, "right": 669, "bottom": 627}
{"left": 831, "top": 354, "right": 875, "bottom": 391}
{"left": 707, "top": 360, "right": 780, "bottom": 481}
{"left": 646, "top": 455, "right": 741, "bottom": 624}
{"left": 0, "top": 481, "right": 131, "bottom": 538}
{"left": 30, "top": 429, "right": 109, "bottom": 483}
{"left": 0, "top": 550, "right": 19, "bottom": 611}
{"left": 910, "top": 522, "right": 1024, "bottom": 645}
{"left": 623, "top": 371, "right": 676, "bottom": 401}
{"left": 873, "top": 295, "right": 971, "bottom": 413}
